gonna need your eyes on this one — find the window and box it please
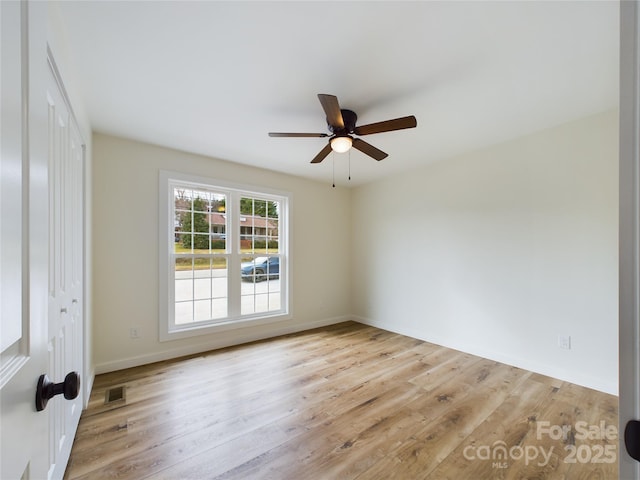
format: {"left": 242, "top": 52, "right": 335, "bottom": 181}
{"left": 159, "top": 171, "right": 290, "bottom": 341}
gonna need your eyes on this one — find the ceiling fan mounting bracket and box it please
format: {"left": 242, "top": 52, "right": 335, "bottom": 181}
{"left": 327, "top": 109, "right": 357, "bottom": 134}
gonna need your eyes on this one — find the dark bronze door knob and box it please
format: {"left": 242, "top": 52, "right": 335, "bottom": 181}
{"left": 625, "top": 420, "right": 640, "bottom": 462}
{"left": 35, "top": 371, "right": 80, "bottom": 412}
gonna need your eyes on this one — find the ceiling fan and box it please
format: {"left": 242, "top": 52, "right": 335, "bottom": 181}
{"left": 269, "top": 94, "right": 417, "bottom": 164}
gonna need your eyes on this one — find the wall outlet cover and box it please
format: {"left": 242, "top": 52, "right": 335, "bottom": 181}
{"left": 558, "top": 335, "right": 571, "bottom": 350}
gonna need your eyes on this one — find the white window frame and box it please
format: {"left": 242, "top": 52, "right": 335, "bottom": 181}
{"left": 159, "top": 170, "right": 291, "bottom": 341}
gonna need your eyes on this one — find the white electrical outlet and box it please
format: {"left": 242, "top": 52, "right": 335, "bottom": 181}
{"left": 130, "top": 327, "right": 139, "bottom": 339}
{"left": 558, "top": 335, "right": 571, "bottom": 350}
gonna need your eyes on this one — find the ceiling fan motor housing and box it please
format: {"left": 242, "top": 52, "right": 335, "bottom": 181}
{"left": 328, "top": 109, "right": 357, "bottom": 134}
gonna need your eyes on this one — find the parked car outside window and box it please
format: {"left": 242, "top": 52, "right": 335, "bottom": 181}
{"left": 241, "top": 256, "right": 279, "bottom": 282}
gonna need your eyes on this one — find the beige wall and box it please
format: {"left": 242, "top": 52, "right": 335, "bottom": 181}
{"left": 352, "top": 110, "right": 619, "bottom": 394}
{"left": 93, "top": 110, "right": 618, "bottom": 394}
{"left": 92, "top": 134, "right": 352, "bottom": 372}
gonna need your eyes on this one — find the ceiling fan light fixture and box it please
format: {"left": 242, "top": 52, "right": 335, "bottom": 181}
{"left": 330, "top": 135, "right": 352, "bottom": 153}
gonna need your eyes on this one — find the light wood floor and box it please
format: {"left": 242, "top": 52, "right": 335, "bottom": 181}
{"left": 65, "top": 322, "right": 618, "bottom": 479}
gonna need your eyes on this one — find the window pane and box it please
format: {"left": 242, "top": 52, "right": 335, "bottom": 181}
{"left": 175, "top": 234, "right": 190, "bottom": 253}
{"left": 174, "top": 187, "right": 227, "bottom": 253}
{"left": 211, "top": 235, "right": 226, "bottom": 251}
{"left": 174, "top": 255, "right": 228, "bottom": 324}
{"left": 241, "top": 295, "right": 255, "bottom": 315}
{"left": 175, "top": 256, "right": 193, "bottom": 275}
{"left": 212, "top": 298, "right": 227, "bottom": 319}
{"left": 240, "top": 196, "right": 280, "bottom": 254}
{"left": 175, "top": 279, "right": 193, "bottom": 302}
{"left": 194, "top": 300, "right": 211, "bottom": 322}
{"left": 241, "top": 254, "right": 281, "bottom": 316}
{"left": 175, "top": 301, "right": 193, "bottom": 325}
{"left": 193, "top": 277, "right": 211, "bottom": 300}
{"left": 268, "top": 292, "right": 281, "bottom": 311}
{"left": 174, "top": 188, "right": 193, "bottom": 210}
{"left": 192, "top": 233, "right": 210, "bottom": 251}
{"left": 267, "top": 218, "right": 279, "bottom": 251}
{"left": 255, "top": 294, "right": 269, "bottom": 313}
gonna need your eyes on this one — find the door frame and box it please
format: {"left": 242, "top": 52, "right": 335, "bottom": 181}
{"left": 619, "top": 0, "right": 640, "bottom": 478}
{"left": 45, "top": 46, "right": 93, "bottom": 408}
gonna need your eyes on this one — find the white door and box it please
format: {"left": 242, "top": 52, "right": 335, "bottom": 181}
{"left": 619, "top": 1, "right": 640, "bottom": 479}
{"left": 45, "top": 52, "right": 85, "bottom": 480}
{"left": 0, "top": 2, "right": 50, "bottom": 479}
{"left": 1, "top": 2, "right": 85, "bottom": 479}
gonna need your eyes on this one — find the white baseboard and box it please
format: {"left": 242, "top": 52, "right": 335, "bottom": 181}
{"left": 94, "top": 315, "right": 351, "bottom": 375}
{"left": 352, "top": 315, "right": 617, "bottom": 396}
{"left": 95, "top": 314, "right": 616, "bottom": 395}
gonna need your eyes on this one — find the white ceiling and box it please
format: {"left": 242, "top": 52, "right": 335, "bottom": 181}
{"left": 54, "top": 1, "right": 619, "bottom": 187}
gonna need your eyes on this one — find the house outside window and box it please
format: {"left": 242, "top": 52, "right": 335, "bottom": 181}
{"left": 159, "top": 171, "right": 291, "bottom": 341}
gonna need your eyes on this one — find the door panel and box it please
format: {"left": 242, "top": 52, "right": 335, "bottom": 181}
{"left": 46, "top": 54, "right": 85, "bottom": 480}
{"left": 1, "top": 3, "right": 85, "bottom": 479}
{"left": 1, "top": 2, "right": 49, "bottom": 479}
{"left": 0, "top": 0, "right": 23, "bottom": 353}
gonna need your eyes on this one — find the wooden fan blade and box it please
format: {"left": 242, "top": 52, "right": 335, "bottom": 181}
{"left": 310, "top": 143, "right": 333, "bottom": 164}
{"left": 318, "top": 94, "right": 344, "bottom": 130}
{"left": 352, "top": 138, "right": 388, "bottom": 161}
{"left": 269, "top": 132, "right": 329, "bottom": 137}
{"left": 354, "top": 115, "right": 417, "bottom": 136}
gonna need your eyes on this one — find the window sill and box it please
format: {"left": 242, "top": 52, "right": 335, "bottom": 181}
{"left": 160, "top": 311, "right": 293, "bottom": 342}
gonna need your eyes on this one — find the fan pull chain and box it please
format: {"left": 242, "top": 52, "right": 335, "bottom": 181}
{"left": 332, "top": 153, "right": 335, "bottom": 188}
{"left": 348, "top": 150, "right": 351, "bottom": 181}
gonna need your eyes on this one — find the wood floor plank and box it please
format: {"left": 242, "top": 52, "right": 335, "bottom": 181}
{"left": 355, "top": 362, "right": 534, "bottom": 479}
{"left": 423, "top": 377, "right": 558, "bottom": 480}
{"left": 64, "top": 321, "right": 618, "bottom": 480}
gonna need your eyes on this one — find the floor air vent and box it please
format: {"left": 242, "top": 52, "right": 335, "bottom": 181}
{"left": 104, "top": 386, "right": 126, "bottom": 405}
